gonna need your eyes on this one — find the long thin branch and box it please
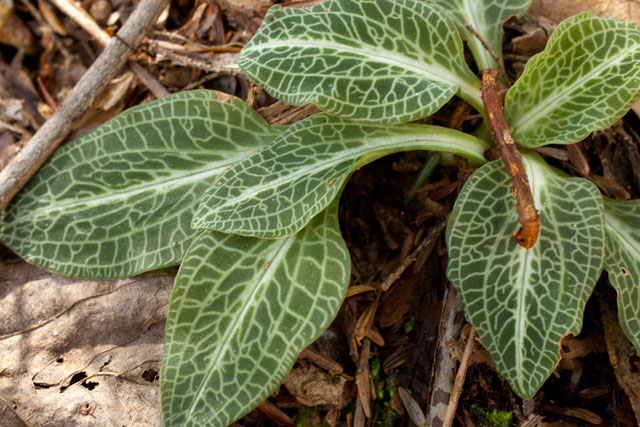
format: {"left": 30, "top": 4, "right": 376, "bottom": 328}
{"left": 482, "top": 68, "right": 540, "bottom": 249}
{"left": 0, "top": 0, "right": 171, "bottom": 212}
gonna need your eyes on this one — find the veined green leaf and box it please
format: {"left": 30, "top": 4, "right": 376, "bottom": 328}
{"left": 0, "top": 91, "right": 281, "bottom": 279}
{"left": 505, "top": 12, "right": 640, "bottom": 147}
{"left": 192, "top": 114, "right": 489, "bottom": 238}
{"left": 431, "top": 0, "right": 531, "bottom": 70}
{"left": 161, "top": 201, "right": 350, "bottom": 427}
{"left": 603, "top": 197, "right": 640, "bottom": 350}
{"left": 237, "top": 0, "right": 484, "bottom": 124}
{"left": 446, "top": 153, "right": 604, "bottom": 398}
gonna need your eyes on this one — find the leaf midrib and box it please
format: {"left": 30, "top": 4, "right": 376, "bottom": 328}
{"left": 242, "top": 40, "right": 480, "bottom": 99}
{"left": 514, "top": 155, "right": 543, "bottom": 393}
{"left": 510, "top": 43, "right": 640, "bottom": 137}
{"left": 183, "top": 235, "right": 296, "bottom": 424}
{"left": 199, "top": 131, "right": 487, "bottom": 216}
{"left": 11, "top": 151, "right": 255, "bottom": 223}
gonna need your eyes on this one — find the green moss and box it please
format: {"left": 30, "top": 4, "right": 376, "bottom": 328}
{"left": 293, "top": 408, "right": 330, "bottom": 427}
{"left": 372, "top": 401, "right": 396, "bottom": 427}
{"left": 470, "top": 404, "right": 513, "bottom": 427}
{"left": 369, "top": 357, "right": 400, "bottom": 426}
{"left": 403, "top": 317, "right": 416, "bottom": 334}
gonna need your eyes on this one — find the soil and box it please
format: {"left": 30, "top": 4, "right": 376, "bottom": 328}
{"left": 0, "top": 0, "right": 639, "bottom": 426}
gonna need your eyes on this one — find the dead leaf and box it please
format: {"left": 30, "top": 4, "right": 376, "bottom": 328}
{"left": 216, "top": 0, "right": 273, "bottom": 33}
{"left": 599, "top": 291, "right": 640, "bottom": 423}
{"left": 529, "top": 0, "right": 640, "bottom": 25}
{"left": 0, "top": 99, "right": 25, "bottom": 123}
{"left": 0, "top": 261, "right": 175, "bottom": 426}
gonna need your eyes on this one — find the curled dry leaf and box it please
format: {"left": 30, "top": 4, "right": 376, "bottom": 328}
{"left": 283, "top": 362, "right": 354, "bottom": 408}
{"left": 0, "top": 261, "right": 175, "bottom": 426}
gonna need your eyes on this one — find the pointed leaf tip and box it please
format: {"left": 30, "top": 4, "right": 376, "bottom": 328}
{"left": 447, "top": 154, "right": 604, "bottom": 398}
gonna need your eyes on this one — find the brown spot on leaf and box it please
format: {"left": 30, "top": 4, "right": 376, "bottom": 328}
{"left": 215, "top": 92, "right": 233, "bottom": 104}
{"left": 264, "top": 261, "right": 272, "bottom": 270}
{"left": 326, "top": 179, "right": 336, "bottom": 187}
{"left": 621, "top": 266, "right": 630, "bottom": 276}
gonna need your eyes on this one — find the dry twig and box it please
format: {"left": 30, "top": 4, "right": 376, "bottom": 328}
{"left": 0, "top": 0, "right": 171, "bottom": 212}
{"left": 427, "top": 284, "right": 466, "bottom": 427}
{"left": 464, "top": 23, "right": 510, "bottom": 85}
{"left": 482, "top": 68, "right": 540, "bottom": 249}
{"left": 47, "top": 0, "right": 170, "bottom": 98}
{"left": 442, "top": 326, "right": 477, "bottom": 427}
{"left": 382, "top": 219, "right": 447, "bottom": 291}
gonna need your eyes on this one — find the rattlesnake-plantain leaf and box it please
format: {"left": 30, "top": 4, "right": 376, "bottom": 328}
{"left": 446, "top": 153, "right": 604, "bottom": 398}
{"left": 431, "top": 0, "right": 532, "bottom": 70}
{"left": 237, "top": 0, "right": 484, "bottom": 123}
{"left": 0, "top": 91, "right": 281, "bottom": 279}
{"left": 192, "top": 114, "right": 489, "bottom": 238}
{"left": 506, "top": 13, "right": 640, "bottom": 147}
{"left": 161, "top": 201, "right": 350, "bottom": 427}
{"left": 602, "top": 197, "right": 640, "bottom": 350}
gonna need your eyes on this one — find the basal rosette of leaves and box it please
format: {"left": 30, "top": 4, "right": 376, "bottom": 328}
{"left": 2, "top": 0, "right": 640, "bottom": 425}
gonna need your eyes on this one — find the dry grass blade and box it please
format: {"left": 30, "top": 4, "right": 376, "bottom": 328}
{"left": 443, "top": 326, "right": 477, "bottom": 427}
{"left": 355, "top": 339, "right": 372, "bottom": 419}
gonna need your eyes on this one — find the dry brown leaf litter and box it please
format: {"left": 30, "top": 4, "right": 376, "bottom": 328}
{"left": 0, "top": 261, "right": 174, "bottom": 426}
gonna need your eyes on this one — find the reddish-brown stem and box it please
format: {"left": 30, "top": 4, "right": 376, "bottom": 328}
{"left": 481, "top": 68, "right": 540, "bottom": 249}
